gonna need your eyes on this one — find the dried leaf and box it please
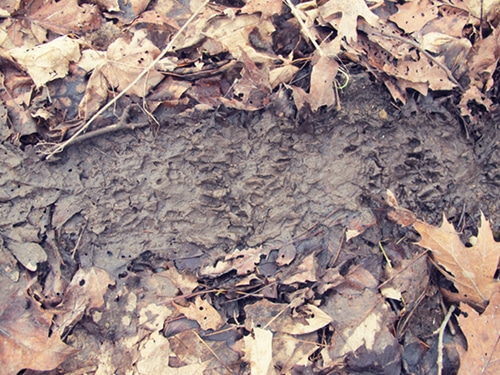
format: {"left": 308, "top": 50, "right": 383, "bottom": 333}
{"left": 53, "top": 267, "right": 114, "bottom": 335}
{"left": 245, "top": 300, "right": 332, "bottom": 335}
{"left": 389, "top": 0, "right": 439, "bottom": 34}
{"left": 413, "top": 213, "right": 500, "bottom": 309}
{"left": 174, "top": 296, "right": 223, "bottom": 331}
{"left": 0, "top": 274, "right": 76, "bottom": 374}
{"left": 458, "top": 289, "right": 500, "bottom": 375}
{"left": 28, "top": 0, "right": 101, "bottom": 35}
{"left": 243, "top": 327, "right": 273, "bottom": 375}
{"left": 241, "top": 0, "right": 282, "bottom": 19}
{"left": 319, "top": 0, "right": 379, "bottom": 44}
{"left": 9, "top": 36, "right": 80, "bottom": 88}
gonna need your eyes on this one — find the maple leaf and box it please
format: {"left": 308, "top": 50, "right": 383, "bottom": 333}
{"left": 413, "top": 213, "right": 500, "bottom": 309}
{"left": 457, "top": 289, "right": 500, "bottom": 375}
{"left": 319, "top": 0, "right": 379, "bottom": 44}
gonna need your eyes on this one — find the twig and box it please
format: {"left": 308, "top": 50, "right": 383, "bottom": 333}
{"left": 370, "top": 30, "right": 464, "bottom": 91}
{"left": 45, "top": 0, "right": 211, "bottom": 159}
{"left": 283, "top": 0, "right": 324, "bottom": 55}
{"left": 436, "top": 304, "right": 456, "bottom": 375}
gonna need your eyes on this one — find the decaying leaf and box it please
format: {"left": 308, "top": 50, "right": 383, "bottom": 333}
{"left": 78, "top": 30, "right": 164, "bottom": 97}
{"left": 245, "top": 300, "right": 333, "bottom": 335}
{"left": 0, "top": 273, "right": 76, "bottom": 374}
{"left": 28, "top": 0, "right": 101, "bottom": 36}
{"left": 457, "top": 290, "right": 500, "bottom": 375}
{"left": 53, "top": 267, "right": 114, "bottom": 335}
{"left": 289, "top": 54, "right": 339, "bottom": 111}
{"left": 413, "top": 213, "right": 500, "bottom": 309}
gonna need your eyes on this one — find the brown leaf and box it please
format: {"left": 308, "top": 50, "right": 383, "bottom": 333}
{"left": 389, "top": 0, "right": 439, "bottom": 34}
{"left": 28, "top": 0, "right": 101, "bottom": 35}
{"left": 53, "top": 267, "right": 114, "bottom": 335}
{"left": 457, "top": 289, "right": 500, "bottom": 375}
{"left": 0, "top": 274, "right": 76, "bottom": 374}
{"left": 174, "top": 296, "right": 223, "bottom": 331}
{"left": 413, "top": 213, "right": 500, "bottom": 309}
{"left": 79, "top": 30, "right": 164, "bottom": 97}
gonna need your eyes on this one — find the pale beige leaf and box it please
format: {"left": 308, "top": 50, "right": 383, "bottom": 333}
{"left": 244, "top": 327, "right": 273, "bottom": 375}
{"left": 458, "top": 289, "right": 500, "bottom": 375}
{"left": 413, "top": 213, "right": 500, "bottom": 308}
{"left": 319, "top": 0, "right": 379, "bottom": 43}
{"left": 9, "top": 36, "right": 80, "bottom": 88}
{"left": 174, "top": 296, "right": 223, "bottom": 330}
{"left": 99, "top": 30, "right": 164, "bottom": 96}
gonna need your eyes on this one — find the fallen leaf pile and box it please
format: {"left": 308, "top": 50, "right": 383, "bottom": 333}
{"left": 0, "top": 0, "right": 499, "bottom": 149}
{"left": 387, "top": 189, "right": 500, "bottom": 375}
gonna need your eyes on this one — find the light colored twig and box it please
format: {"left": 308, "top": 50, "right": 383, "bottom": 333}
{"left": 436, "top": 304, "right": 456, "bottom": 375}
{"left": 46, "top": 0, "right": 211, "bottom": 159}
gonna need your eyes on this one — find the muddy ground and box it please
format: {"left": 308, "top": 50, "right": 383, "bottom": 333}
{"left": 1, "top": 71, "right": 499, "bottom": 374}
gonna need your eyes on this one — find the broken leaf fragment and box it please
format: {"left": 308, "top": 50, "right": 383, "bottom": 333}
{"left": 457, "top": 289, "right": 500, "bottom": 375}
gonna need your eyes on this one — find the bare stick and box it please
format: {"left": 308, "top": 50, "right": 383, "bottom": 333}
{"left": 46, "top": 0, "right": 211, "bottom": 160}
{"left": 436, "top": 304, "right": 456, "bottom": 375}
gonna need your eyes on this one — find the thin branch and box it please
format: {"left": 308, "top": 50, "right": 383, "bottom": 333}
{"left": 371, "top": 30, "right": 464, "bottom": 91}
{"left": 436, "top": 304, "right": 456, "bottom": 375}
{"left": 45, "top": 0, "right": 211, "bottom": 160}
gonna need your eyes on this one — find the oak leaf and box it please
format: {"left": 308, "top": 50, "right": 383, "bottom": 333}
{"left": 457, "top": 289, "right": 500, "bottom": 375}
{"left": 319, "top": 0, "right": 379, "bottom": 44}
{"left": 413, "top": 213, "right": 500, "bottom": 309}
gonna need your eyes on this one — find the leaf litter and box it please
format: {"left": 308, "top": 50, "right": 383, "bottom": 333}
{"left": 1, "top": 0, "right": 500, "bottom": 374}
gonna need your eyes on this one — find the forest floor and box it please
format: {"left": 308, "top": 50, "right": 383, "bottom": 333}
{"left": 1, "top": 0, "right": 500, "bottom": 374}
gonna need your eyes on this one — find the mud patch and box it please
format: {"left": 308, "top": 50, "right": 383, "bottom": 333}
{"left": 1, "top": 73, "right": 499, "bottom": 373}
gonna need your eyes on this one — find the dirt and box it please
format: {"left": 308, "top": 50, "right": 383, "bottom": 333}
{"left": 1, "top": 71, "right": 499, "bottom": 374}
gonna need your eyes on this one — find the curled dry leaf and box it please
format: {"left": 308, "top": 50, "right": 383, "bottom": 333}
{"left": 413, "top": 213, "right": 500, "bottom": 309}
